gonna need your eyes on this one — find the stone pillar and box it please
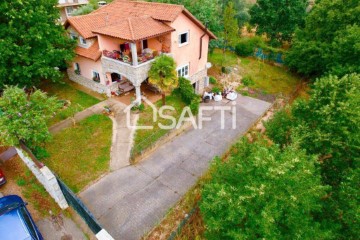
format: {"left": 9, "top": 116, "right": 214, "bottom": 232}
{"left": 130, "top": 42, "right": 138, "bottom": 66}
{"left": 134, "top": 84, "right": 141, "bottom": 105}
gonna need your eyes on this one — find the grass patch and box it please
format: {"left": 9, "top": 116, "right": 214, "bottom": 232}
{"left": 40, "top": 78, "right": 100, "bottom": 125}
{"left": 238, "top": 57, "right": 300, "bottom": 95}
{"left": 208, "top": 49, "right": 302, "bottom": 97}
{"left": 132, "top": 93, "right": 187, "bottom": 159}
{"left": 16, "top": 178, "right": 26, "bottom": 186}
{"left": 1, "top": 156, "right": 60, "bottom": 219}
{"left": 42, "top": 114, "right": 112, "bottom": 193}
{"left": 208, "top": 49, "right": 238, "bottom": 67}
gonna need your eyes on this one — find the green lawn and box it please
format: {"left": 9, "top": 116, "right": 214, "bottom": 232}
{"left": 208, "top": 49, "right": 239, "bottom": 67}
{"left": 237, "top": 57, "right": 300, "bottom": 95}
{"left": 42, "top": 114, "right": 112, "bottom": 193}
{"left": 40, "top": 78, "right": 101, "bottom": 126}
{"left": 132, "top": 93, "right": 187, "bottom": 160}
{"left": 209, "top": 49, "right": 301, "bottom": 96}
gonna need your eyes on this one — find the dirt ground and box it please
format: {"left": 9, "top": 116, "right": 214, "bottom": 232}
{"left": 0, "top": 153, "right": 60, "bottom": 221}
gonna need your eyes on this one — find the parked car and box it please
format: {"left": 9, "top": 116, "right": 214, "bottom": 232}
{"left": 0, "top": 168, "right": 6, "bottom": 186}
{"left": 0, "top": 195, "right": 43, "bottom": 240}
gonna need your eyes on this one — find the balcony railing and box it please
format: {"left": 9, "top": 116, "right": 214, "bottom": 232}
{"left": 101, "top": 52, "right": 172, "bottom": 84}
{"left": 102, "top": 50, "right": 158, "bottom": 66}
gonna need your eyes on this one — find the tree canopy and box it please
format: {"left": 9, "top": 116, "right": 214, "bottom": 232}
{"left": 250, "top": 0, "right": 308, "bottom": 45}
{"left": 200, "top": 139, "right": 330, "bottom": 239}
{"left": 223, "top": 0, "right": 251, "bottom": 28}
{"left": 266, "top": 74, "right": 360, "bottom": 187}
{"left": 0, "top": 0, "right": 75, "bottom": 89}
{"left": 223, "top": 2, "right": 239, "bottom": 48}
{"left": 148, "top": 55, "right": 178, "bottom": 105}
{"left": 265, "top": 73, "right": 360, "bottom": 239}
{"left": 0, "top": 86, "right": 61, "bottom": 147}
{"left": 286, "top": 0, "right": 360, "bottom": 77}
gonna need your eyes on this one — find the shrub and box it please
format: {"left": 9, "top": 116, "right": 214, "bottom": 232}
{"left": 241, "top": 75, "right": 254, "bottom": 86}
{"left": 211, "top": 86, "right": 221, "bottom": 94}
{"left": 131, "top": 103, "right": 145, "bottom": 112}
{"left": 209, "top": 76, "right": 217, "bottom": 85}
{"left": 176, "top": 77, "right": 200, "bottom": 115}
{"left": 16, "top": 178, "right": 26, "bottom": 186}
{"left": 237, "top": 89, "right": 249, "bottom": 96}
{"left": 235, "top": 36, "right": 264, "bottom": 56}
{"left": 138, "top": 103, "right": 145, "bottom": 111}
{"left": 32, "top": 146, "right": 50, "bottom": 160}
{"left": 178, "top": 77, "right": 195, "bottom": 105}
{"left": 221, "top": 66, "right": 226, "bottom": 73}
{"left": 189, "top": 96, "right": 200, "bottom": 115}
{"left": 264, "top": 108, "right": 293, "bottom": 147}
{"left": 72, "top": 4, "right": 95, "bottom": 16}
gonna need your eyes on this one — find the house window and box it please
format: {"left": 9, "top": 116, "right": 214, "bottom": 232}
{"left": 70, "top": 33, "right": 77, "bottom": 41}
{"left": 92, "top": 70, "right": 100, "bottom": 82}
{"left": 65, "top": 6, "right": 74, "bottom": 16}
{"left": 74, "top": 63, "right": 80, "bottom": 74}
{"left": 177, "top": 64, "right": 189, "bottom": 78}
{"left": 79, "top": 36, "right": 87, "bottom": 45}
{"left": 178, "top": 31, "right": 189, "bottom": 47}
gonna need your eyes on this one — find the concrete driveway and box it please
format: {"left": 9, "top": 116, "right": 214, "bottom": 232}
{"left": 80, "top": 95, "right": 271, "bottom": 239}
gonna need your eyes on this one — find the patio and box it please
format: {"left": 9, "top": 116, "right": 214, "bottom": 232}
{"left": 112, "top": 83, "right": 162, "bottom": 105}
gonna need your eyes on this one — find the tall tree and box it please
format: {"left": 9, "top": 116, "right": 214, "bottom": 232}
{"left": 222, "top": 0, "right": 251, "bottom": 27}
{"left": 148, "top": 55, "right": 178, "bottom": 105}
{"left": 223, "top": 2, "right": 239, "bottom": 50}
{"left": 266, "top": 74, "right": 360, "bottom": 187}
{"left": 0, "top": 86, "right": 61, "bottom": 147}
{"left": 200, "top": 138, "right": 331, "bottom": 239}
{"left": 250, "top": 0, "right": 307, "bottom": 45}
{"left": 286, "top": 0, "right": 360, "bottom": 77}
{"left": 0, "top": 0, "right": 75, "bottom": 89}
{"left": 265, "top": 74, "right": 360, "bottom": 238}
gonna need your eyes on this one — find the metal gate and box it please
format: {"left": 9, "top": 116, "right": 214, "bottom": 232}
{"left": 56, "top": 177, "right": 102, "bottom": 234}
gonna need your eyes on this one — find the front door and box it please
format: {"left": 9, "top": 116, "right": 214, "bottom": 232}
{"left": 111, "top": 73, "right": 121, "bottom": 82}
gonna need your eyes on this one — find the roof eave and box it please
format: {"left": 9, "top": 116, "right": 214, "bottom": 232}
{"left": 57, "top": 3, "right": 88, "bottom": 8}
{"left": 92, "top": 29, "right": 175, "bottom": 42}
{"left": 66, "top": 18, "right": 95, "bottom": 39}
{"left": 182, "top": 9, "right": 217, "bottom": 40}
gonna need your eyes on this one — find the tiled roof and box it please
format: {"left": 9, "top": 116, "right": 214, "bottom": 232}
{"left": 92, "top": 0, "right": 184, "bottom": 22}
{"left": 67, "top": 13, "right": 107, "bottom": 39}
{"left": 75, "top": 39, "right": 101, "bottom": 61}
{"left": 93, "top": 17, "right": 175, "bottom": 41}
{"left": 66, "top": 0, "right": 216, "bottom": 40}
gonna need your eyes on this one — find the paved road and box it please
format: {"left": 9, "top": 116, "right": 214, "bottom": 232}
{"left": 80, "top": 96, "right": 271, "bottom": 239}
{"left": 37, "top": 214, "right": 87, "bottom": 240}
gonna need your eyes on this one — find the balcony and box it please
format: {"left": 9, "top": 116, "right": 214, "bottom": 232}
{"left": 101, "top": 51, "right": 172, "bottom": 85}
{"left": 102, "top": 49, "right": 158, "bottom": 66}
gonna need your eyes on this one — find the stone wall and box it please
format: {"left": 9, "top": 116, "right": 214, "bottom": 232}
{"left": 101, "top": 56, "right": 153, "bottom": 86}
{"left": 189, "top": 68, "right": 208, "bottom": 93}
{"left": 67, "top": 69, "right": 110, "bottom": 96}
{"left": 102, "top": 53, "right": 174, "bottom": 87}
{"left": 16, "top": 148, "right": 69, "bottom": 209}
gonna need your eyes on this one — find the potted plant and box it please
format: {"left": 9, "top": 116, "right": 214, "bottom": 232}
{"left": 122, "top": 55, "right": 130, "bottom": 63}
{"left": 74, "top": 69, "right": 81, "bottom": 75}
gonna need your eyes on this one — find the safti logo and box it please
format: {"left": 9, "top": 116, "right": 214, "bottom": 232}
{"left": 124, "top": 96, "right": 237, "bottom": 130}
